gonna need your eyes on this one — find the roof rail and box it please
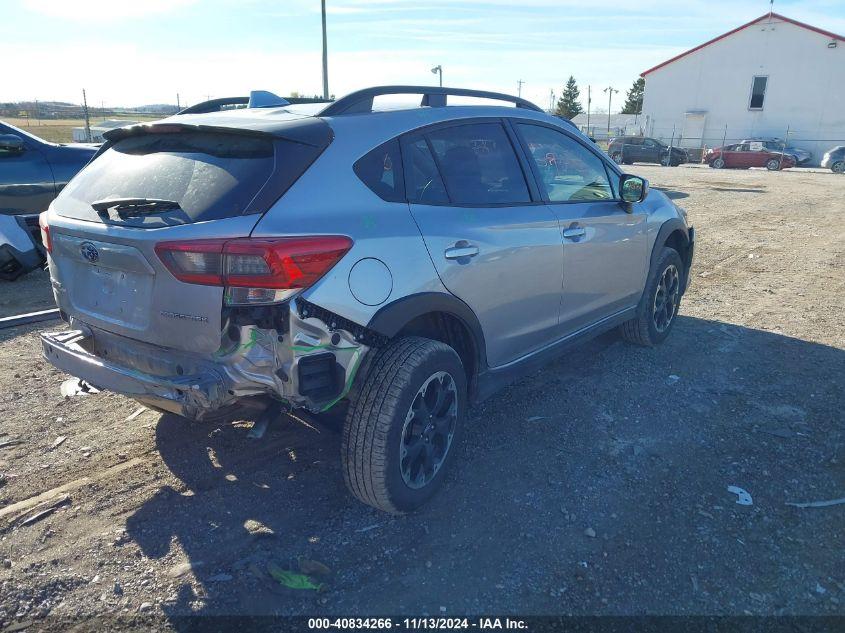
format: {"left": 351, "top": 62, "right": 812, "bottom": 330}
{"left": 318, "top": 85, "right": 544, "bottom": 116}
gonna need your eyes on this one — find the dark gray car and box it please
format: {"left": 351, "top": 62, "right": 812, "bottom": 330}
{"left": 608, "top": 136, "right": 688, "bottom": 167}
{"left": 0, "top": 121, "right": 97, "bottom": 280}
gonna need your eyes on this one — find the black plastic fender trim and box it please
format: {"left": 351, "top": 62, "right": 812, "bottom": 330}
{"left": 366, "top": 291, "right": 488, "bottom": 370}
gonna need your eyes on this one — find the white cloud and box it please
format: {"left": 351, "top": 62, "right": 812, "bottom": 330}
{"left": 22, "top": 0, "right": 197, "bottom": 22}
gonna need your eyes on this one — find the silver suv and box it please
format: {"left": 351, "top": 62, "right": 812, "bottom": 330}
{"left": 39, "top": 86, "right": 694, "bottom": 513}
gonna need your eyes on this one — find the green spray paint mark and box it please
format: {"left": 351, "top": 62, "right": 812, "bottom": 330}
{"left": 319, "top": 349, "right": 364, "bottom": 413}
{"left": 213, "top": 329, "right": 260, "bottom": 358}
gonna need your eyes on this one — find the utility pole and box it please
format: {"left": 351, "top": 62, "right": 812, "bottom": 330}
{"left": 517, "top": 79, "right": 525, "bottom": 97}
{"left": 82, "top": 89, "right": 92, "bottom": 143}
{"left": 549, "top": 89, "right": 555, "bottom": 113}
{"left": 35, "top": 99, "right": 40, "bottom": 126}
{"left": 321, "top": 0, "right": 329, "bottom": 100}
{"left": 603, "top": 86, "right": 618, "bottom": 136}
{"left": 586, "top": 85, "right": 591, "bottom": 134}
{"left": 176, "top": 93, "right": 181, "bottom": 111}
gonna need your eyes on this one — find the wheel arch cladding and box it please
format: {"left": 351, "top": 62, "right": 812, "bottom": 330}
{"left": 652, "top": 219, "right": 691, "bottom": 293}
{"left": 366, "top": 293, "right": 487, "bottom": 393}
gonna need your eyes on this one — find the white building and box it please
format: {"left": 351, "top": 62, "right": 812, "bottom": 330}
{"left": 640, "top": 12, "right": 844, "bottom": 164}
{"left": 72, "top": 119, "right": 138, "bottom": 143}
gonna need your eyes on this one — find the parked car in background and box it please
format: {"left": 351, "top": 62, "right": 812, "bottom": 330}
{"left": 705, "top": 142, "right": 796, "bottom": 170}
{"left": 740, "top": 137, "right": 811, "bottom": 165}
{"left": 39, "top": 85, "right": 694, "bottom": 513}
{"left": 608, "top": 136, "right": 688, "bottom": 167}
{"left": 0, "top": 121, "right": 98, "bottom": 280}
{"left": 821, "top": 146, "right": 845, "bottom": 173}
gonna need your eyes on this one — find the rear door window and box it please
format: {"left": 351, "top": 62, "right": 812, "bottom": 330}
{"left": 425, "top": 122, "right": 530, "bottom": 205}
{"left": 353, "top": 139, "right": 405, "bottom": 202}
{"left": 55, "top": 131, "right": 312, "bottom": 227}
{"left": 403, "top": 137, "right": 449, "bottom": 204}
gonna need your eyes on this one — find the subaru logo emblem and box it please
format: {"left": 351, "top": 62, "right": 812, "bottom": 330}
{"left": 80, "top": 242, "right": 99, "bottom": 263}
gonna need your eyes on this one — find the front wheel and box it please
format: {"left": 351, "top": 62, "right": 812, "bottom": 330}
{"left": 831, "top": 161, "right": 844, "bottom": 174}
{"left": 611, "top": 152, "right": 623, "bottom": 164}
{"left": 766, "top": 158, "right": 782, "bottom": 171}
{"left": 710, "top": 157, "right": 725, "bottom": 169}
{"left": 620, "top": 247, "right": 683, "bottom": 346}
{"left": 342, "top": 337, "right": 466, "bottom": 514}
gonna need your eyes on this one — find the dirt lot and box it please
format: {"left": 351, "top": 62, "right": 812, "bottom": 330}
{"left": 0, "top": 165, "right": 843, "bottom": 626}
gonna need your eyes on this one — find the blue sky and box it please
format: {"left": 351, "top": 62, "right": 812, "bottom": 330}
{"left": 4, "top": 0, "right": 844, "bottom": 109}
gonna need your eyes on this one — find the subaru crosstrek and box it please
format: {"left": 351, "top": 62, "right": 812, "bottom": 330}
{"left": 39, "top": 86, "right": 695, "bottom": 513}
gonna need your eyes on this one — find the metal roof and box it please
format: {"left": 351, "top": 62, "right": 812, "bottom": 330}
{"left": 641, "top": 12, "right": 845, "bottom": 77}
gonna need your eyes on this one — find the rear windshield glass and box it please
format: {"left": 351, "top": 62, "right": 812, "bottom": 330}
{"left": 56, "top": 132, "right": 275, "bottom": 225}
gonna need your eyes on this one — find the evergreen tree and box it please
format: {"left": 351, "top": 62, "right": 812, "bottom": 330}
{"left": 554, "top": 76, "right": 583, "bottom": 119}
{"left": 621, "top": 77, "right": 645, "bottom": 114}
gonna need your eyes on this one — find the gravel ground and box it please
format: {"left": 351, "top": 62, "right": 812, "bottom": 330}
{"left": 0, "top": 165, "right": 843, "bottom": 626}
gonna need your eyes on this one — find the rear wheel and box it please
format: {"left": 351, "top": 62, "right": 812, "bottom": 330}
{"left": 831, "top": 161, "right": 844, "bottom": 174}
{"left": 766, "top": 158, "right": 782, "bottom": 171}
{"left": 611, "top": 152, "right": 623, "bottom": 164}
{"left": 342, "top": 336, "right": 466, "bottom": 514}
{"left": 711, "top": 157, "right": 725, "bottom": 169}
{"left": 620, "top": 247, "right": 683, "bottom": 347}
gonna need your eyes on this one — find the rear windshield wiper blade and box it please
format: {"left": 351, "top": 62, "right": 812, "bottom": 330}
{"left": 91, "top": 198, "right": 182, "bottom": 218}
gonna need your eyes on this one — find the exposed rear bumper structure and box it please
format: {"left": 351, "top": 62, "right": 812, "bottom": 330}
{"left": 40, "top": 300, "right": 370, "bottom": 420}
{"left": 41, "top": 329, "right": 229, "bottom": 418}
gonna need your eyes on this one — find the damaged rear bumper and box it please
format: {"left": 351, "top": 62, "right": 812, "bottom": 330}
{"left": 41, "top": 329, "right": 229, "bottom": 417}
{"left": 40, "top": 300, "right": 373, "bottom": 419}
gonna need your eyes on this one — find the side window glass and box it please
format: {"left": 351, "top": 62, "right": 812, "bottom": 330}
{"left": 516, "top": 123, "right": 614, "bottom": 203}
{"left": 643, "top": 139, "right": 656, "bottom": 148}
{"left": 425, "top": 123, "right": 530, "bottom": 205}
{"left": 353, "top": 138, "right": 405, "bottom": 202}
{"left": 403, "top": 137, "right": 448, "bottom": 204}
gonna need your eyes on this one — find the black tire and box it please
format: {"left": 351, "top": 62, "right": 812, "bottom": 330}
{"left": 710, "top": 157, "right": 725, "bottom": 169}
{"left": 766, "top": 158, "right": 781, "bottom": 171}
{"left": 342, "top": 336, "right": 466, "bottom": 514}
{"left": 610, "top": 152, "right": 623, "bottom": 164}
{"left": 831, "top": 161, "right": 844, "bottom": 174}
{"left": 620, "top": 247, "right": 684, "bottom": 347}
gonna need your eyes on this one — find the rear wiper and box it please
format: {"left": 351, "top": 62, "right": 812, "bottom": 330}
{"left": 91, "top": 198, "right": 182, "bottom": 218}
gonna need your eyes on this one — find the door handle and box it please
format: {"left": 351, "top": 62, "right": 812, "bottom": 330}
{"left": 563, "top": 227, "right": 586, "bottom": 239}
{"left": 444, "top": 243, "right": 479, "bottom": 260}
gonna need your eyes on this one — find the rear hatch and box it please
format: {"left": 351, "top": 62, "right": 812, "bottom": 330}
{"left": 48, "top": 115, "right": 331, "bottom": 354}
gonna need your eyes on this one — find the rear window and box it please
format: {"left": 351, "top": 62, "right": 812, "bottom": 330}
{"left": 56, "top": 132, "right": 282, "bottom": 227}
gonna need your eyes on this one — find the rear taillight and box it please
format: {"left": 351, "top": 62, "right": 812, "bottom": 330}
{"left": 155, "top": 236, "right": 352, "bottom": 305}
{"left": 38, "top": 213, "right": 52, "bottom": 253}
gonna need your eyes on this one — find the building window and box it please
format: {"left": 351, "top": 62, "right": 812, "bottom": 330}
{"left": 749, "top": 76, "right": 768, "bottom": 110}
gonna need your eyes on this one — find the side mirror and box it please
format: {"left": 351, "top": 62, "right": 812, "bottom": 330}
{"left": 620, "top": 174, "right": 649, "bottom": 204}
{"left": 0, "top": 134, "right": 25, "bottom": 155}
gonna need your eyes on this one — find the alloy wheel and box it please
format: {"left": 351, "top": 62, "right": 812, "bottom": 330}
{"left": 833, "top": 161, "right": 845, "bottom": 174}
{"left": 712, "top": 158, "right": 724, "bottom": 169}
{"left": 399, "top": 371, "right": 458, "bottom": 489}
{"left": 652, "top": 264, "right": 680, "bottom": 333}
{"left": 612, "top": 153, "right": 623, "bottom": 164}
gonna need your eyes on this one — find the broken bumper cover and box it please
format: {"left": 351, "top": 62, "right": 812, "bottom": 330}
{"left": 41, "top": 329, "right": 228, "bottom": 417}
